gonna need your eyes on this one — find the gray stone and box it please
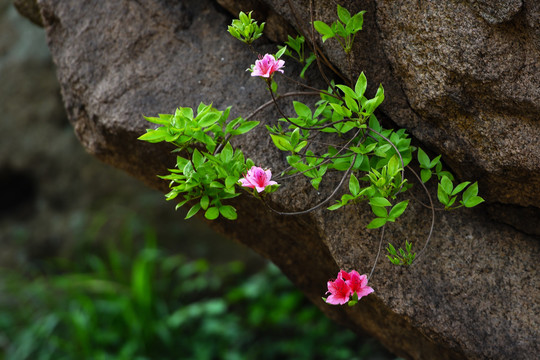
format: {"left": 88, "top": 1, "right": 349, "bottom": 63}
{"left": 466, "top": 0, "right": 523, "bottom": 24}
{"left": 13, "top": 0, "right": 42, "bottom": 26}
{"left": 34, "top": 0, "right": 540, "bottom": 359}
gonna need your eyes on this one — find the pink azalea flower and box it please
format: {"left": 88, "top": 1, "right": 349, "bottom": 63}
{"left": 251, "top": 54, "right": 285, "bottom": 78}
{"left": 340, "top": 270, "right": 374, "bottom": 299}
{"left": 325, "top": 277, "right": 352, "bottom": 305}
{"left": 239, "top": 166, "right": 278, "bottom": 193}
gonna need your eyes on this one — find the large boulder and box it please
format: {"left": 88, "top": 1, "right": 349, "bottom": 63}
{"left": 31, "top": 0, "right": 539, "bottom": 358}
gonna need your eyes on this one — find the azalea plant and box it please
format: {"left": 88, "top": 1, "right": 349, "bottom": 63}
{"left": 139, "top": 6, "right": 484, "bottom": 305}
{"left": 324, "top": 270, "right": 374, "bottom": 306}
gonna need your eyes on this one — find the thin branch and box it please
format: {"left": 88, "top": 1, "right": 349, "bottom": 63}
{"left": 264, "top": 154, "right": 357, "bottom": 216}
{"left": 280, "top": 73, "right": 339, "bottom": 100}
{"left": 368, "top": 225, "right": 385, "bottom": 281}
{"left": 267, "top": 85, "right": 361, "bottom": 131}
{"left": 407, "top": 165, "right": 436, "bottom": 262}
{"left": 213, "top": 91, "right": 319, "bottom": 155}
{"left": 276, "top": 128, "right": 362, "bottom": 180}
{"left": 246, "top": 91, "right": 320, "bottom": 121}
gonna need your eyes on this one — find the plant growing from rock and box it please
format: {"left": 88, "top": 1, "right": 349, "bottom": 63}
{"left": 139, "top": 5, "right": 484, "bottom": 304}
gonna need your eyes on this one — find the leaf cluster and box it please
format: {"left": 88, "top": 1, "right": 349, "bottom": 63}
{"left": 386, "top": 241, "right": 416, "bottom": 266}
{"left": 268, "top": 74, "right": 412, "bottom": 225}
{"left": 417, "top": 148, "right": 485, "bottom": 210}
{"left": 139, "top": 103, "right": 260, "bottom": 220}
{"left": 437, "top": 176, "right": 484, "bottom": 210}
{"left": 227, "top": 11, "right": 265, "bottom": 45}
{"left": 278, "top": 35, "right": 317, "bottom": 79}
{"left": 313, "top": 5, "right": 365, "bottom": 53}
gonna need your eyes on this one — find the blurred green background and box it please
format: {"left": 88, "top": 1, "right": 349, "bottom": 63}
{"left": 0, "top": 2, "right": 397, "bottom": 359}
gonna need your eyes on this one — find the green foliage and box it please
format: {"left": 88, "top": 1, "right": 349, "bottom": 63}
{"left": 227, "top": 11, "right": 265, "bottom": 45}
{"left": 0, "top": 221, "right": 392, "bottom": 360}
{"left": 386, "top": 241, "right": 416, "bottom": 266}
{"left": 278, "top": 35, "right": 317, "bottom": 78}
{"left": 139, "top": 103, "right": 260, "bottom": 220}
{"left": 437, "top": 176, "right": 484, "bottom": 210}
{"left": 271, "top": 75, "right": 411, "bottom": 226}
{"left": 313, "top": 5, "right": 366, "bottom": 53}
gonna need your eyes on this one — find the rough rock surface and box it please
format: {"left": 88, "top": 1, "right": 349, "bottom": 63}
{"left": 33, "top": 0, "right": 539, "bottom": 359}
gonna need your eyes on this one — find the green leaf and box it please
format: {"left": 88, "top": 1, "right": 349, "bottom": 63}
{"left": 437, "top": 183, "right": 449, "bottom": 205}
{"left": 344, "top": 95, "right": 359, "bottom": 113}
{"left": 183, "top": 161, "right": 195, "bottom": 176}
{"left": 143, "top": 115, "right": 170, "bottom": 126}
{"left": 294, "top": 141, "right": 308, "bottom": 152}
{"left": 311, "top": 177, "right": 322, "bottom": 190}
{"left": 451, "top": 181, "right": 471, "bottom": 196}
{"left": 220, "top": 142, "right": 234, "bottom": 163}
{"left": 429, "top": 155, "right": 442, "bottom": 168}
{"left": 417, "top": 148, "right": 430, "bottom": 168}
{"left": 138, "top": 128, "right": 168, "bottom": 142}
{"left": 327, "top": 202, "right": 343, "bottom": 211}
{"left": 228, "top": 26, "right": 240, "bottom": 40}
{"left": 337, "top": 4, "right": 351, "bottom": 24}
{"left": 293, "top": 101, "right": 312, "bottom": 119}
{"left": 200, "top": 195, "right": 209, "bottom": 210}
{"left": 270, "top": 134, "right": 293, "bottom": 151}
{"left": 290, "top": 128, "right": 300, "bottom": 147}
{"left": 349, "top": 173, "right": 360, "bottom": 196}
{"left": 368, "top": 114, "right": 381, "bottom": 133}
{"left": 225, "top": 117, "right": 242, "bottom": 133}
{"left": 374, "top": 144, "right": 391, "bottom": 157}
{"left": 388, "top": 200, "right": 409, "bottom": 220}
{"left": 374, "top": 84, "right": 385, "bottom": 105}
{"left": 336, "top": 85, "right": 358, "bottom": 100}
{"left": 369, "top": 197, "right": 391, "bottom": 207}
{"left": 185, "top": 204, "right": 201, "bottom": 219}
{"left": 333, "top": 21, "right": 347, "bottom": 37}
{"left": 300, "top": 52, "right": 316, "bottom": 79}
{"left": 271, "top": 80, "right": 278, "bottom": 93}
{"left": 387, "top": 155, "right": 400, "bottom": 177}
{"left": 231, "top": 121, "right": 259, "bottom": 135}
{"left": 362, "top": 97, "right": 378, "bottom": 116}
{"left": 180, "top": 106, "right": 194, "bottom": 120}
{"left": 209, "top": 181, "right": 224, "bottom": 188}
{"left": 205, "top": 207, "right": 220, "bottom": 220}
{"left": 192, "top": 149, "right": 204, "bottom": 169}
{"left": 367, "top": 217, "right": 387, "bottom": 229}
{"left": 239, "top": 11, "right": 249, "bottom": 24}
{"left": 275, "top": 46, "right": 287, "bottom": 59}
{"left": 440, "top": 176, "right": 453, "bottom": 195}
{"left": 219, "top": 205, "right": 238, "bottom": 220}
{"left": 176, "top": 156, "right": 189, "bottom": 169}
{"left": 349, "top": 11, "right": 365, "bottom": 33}
{"left": 462, "top": 182, "right": 479, "bottom": 203}
{"left": 329, "top": 103, "right": 352, "bottom": 118}
{"left": 225, "top": 176, "right": 237, "bottom": 189}
{"left": 175, "top": 198, "right": 189, "bottom": 210}
{"left": 354, "top": 72, "right": 367, "bottom": 98}
{"left": 420, "top": 169, "right": 432, "bottom": 183}
{"left": 463, "top": 195, "right": 484, "bottom": 208}
{"left": 313, "top": 21, "right": 335, "bottom": 41}
{"left": 370, "top": 205, "right": 387, "bottom": 218}
{"left": 198, "top": 112, "right": 220, "bottom": 128}
{"left": 332, "top": 157, "right": 352, "bottom": 171}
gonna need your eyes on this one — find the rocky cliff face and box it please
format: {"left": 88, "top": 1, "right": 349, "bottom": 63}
{"left": 26, "top": 0, "right": 539, "bottom": 358}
